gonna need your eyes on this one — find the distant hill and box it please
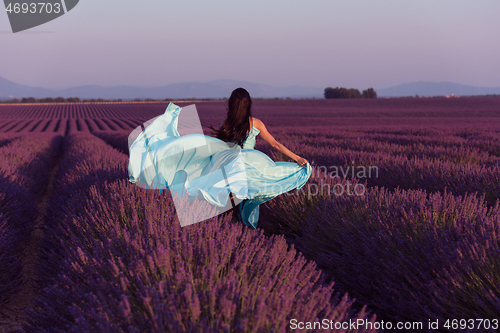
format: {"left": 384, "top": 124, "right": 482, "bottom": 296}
{"left": 377, "top": 81, "right": 500, "bottom": 97}
{"left": 0, "top": 76, "right": 55, "bottom": 99}
{"left": 0, "top": 77, "right": 323, "bottom": 100}
{"left": 2, "top": 76, "right": 499, "bottom": 100}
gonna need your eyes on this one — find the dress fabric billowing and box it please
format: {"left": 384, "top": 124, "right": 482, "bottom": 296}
{"left": 128, "top": 103, "right": 312, "bottom": 229}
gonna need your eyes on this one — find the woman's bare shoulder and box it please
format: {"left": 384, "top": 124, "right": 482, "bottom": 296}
{"left": 253, "top": 117, "right": 264, "bottom": 129}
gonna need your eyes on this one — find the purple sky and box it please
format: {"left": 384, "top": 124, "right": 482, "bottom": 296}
{"left": 1, "top": 0, "right": 499, "bottom": 90}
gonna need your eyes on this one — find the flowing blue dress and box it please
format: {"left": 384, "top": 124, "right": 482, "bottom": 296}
{"left": 128, "top": 103, "right": 311, "bottom": 229}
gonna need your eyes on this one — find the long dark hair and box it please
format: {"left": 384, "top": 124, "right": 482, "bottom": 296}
{"left": 209, "top": 87, "right": 252, "bottom": 148}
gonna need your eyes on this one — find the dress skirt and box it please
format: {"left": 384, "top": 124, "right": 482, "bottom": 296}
{"left": 128, "top": 103, "right": 311, "bottom": 229}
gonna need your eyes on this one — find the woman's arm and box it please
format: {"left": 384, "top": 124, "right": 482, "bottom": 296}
{"left": 253, "top": 118, "right": 308, "bottom": 167}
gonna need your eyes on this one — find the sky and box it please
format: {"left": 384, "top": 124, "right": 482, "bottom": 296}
{"left": 1, "top": 0, "right": 499, "bottom": 90}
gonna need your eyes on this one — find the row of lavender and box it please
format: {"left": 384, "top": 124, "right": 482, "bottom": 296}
{"left": 1, "top": 97, "right": 500, "bottom": 120}
{"left": 255, "top": 127, "right": 500, "bottom": 206}
{"left": 27, "top": 133, "right": 376, "bottom": 332}
{"left": 0, "top": 134, "right": 61, "bottom": 307}
{"left": 2, "top": 97, "right": 500, "bottom": 135}
{"left": 0, "top": 103, "right": 166, "bottom": 119}
{"left": 265, "top": 127, "right": 500, "bottom": 166}
{"left": 256, "top": 126, "right": 500, "bottom": 329}
{"left": 94, "top": 127, "right": 500, "bottom": 332}
{"left": 94, "top": 126, "right": 500, "bottom": 206}
{"left": 0, "top": 118, "right": 144, "bottom": 134}
{"left": 93, "top": 126, "right": 500, "bottom": 162}
{"left": 260, "top": 173, "right": 500, "bottom": 331}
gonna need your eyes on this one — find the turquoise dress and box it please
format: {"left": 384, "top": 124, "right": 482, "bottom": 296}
{"left": 128, "top": 103, "right": 311, "bottom": 229}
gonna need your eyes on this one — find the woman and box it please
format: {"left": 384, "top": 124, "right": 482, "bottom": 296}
{"left": 128, "top": 88, "right": 311, "bottom": 229}
{"left": 209, "top": 88, "right": 308, "bottom": 223}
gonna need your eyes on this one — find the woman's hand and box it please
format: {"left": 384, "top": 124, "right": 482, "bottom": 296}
{"left": 295, "top": 156, "right": 308, "bottom": 167}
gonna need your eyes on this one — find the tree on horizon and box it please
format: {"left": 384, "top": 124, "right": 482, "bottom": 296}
{"left": 324, "top": 87, "right": 377, "bottom": 99}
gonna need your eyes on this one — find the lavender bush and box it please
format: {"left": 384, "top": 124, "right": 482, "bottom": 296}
{"left": 255, "top": 128, "right": 500, "bottom": 206}
{"left": 0, "top": 133, "right": 21, "bottom": 148}
{"left": 29, "top": 134, "right": 376, "bottom": 332}
{"left": 92, "top": 131, "right": 131, "bottom": 154}
{"left": 36, "top": 133, "right": 128, "bottom": 288}
{"left": 262, "top": 176, "right": 500, "bottom": 332}
{"left": 0, "top": 216, "right": 23, "bottom": 306}
{"left": 0, "top": 133, "right": 62, "bottom": 234}
{"left": 293, "top": 132, "right": 499, "bottom": 168}
{"left": 0, "top": 134, "right": 62, "bottom": 306}
{"left": 30, "top": 181, "right": 376, "bottom": 332}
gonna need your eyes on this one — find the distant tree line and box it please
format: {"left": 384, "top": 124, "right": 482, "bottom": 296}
{"left": 0, "top": 94, "right": 377, "bottom": 103}
{"left": 324, "top": 87, "right": 377, "bottom": 99}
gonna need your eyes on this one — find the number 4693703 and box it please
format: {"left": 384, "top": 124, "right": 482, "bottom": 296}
{"left": 5, "top": 3, "right": 62, "bottom": 14}
{"left": 444, "top": 319, "right": 498, "bottom": 330}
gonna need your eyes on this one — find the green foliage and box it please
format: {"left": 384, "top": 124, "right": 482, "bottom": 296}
{"left": 362, "top": 88, "right": 377, "bottom": 98}
{"left": 39, "top": 97, "right": 54, "bottom": 103}
{"left": 324, "top": 87, "right": 377, "bottom": 99}
{"left": 21, "top": 97, "right": 37, "bottom": 103}
{"left": 324, "top": 86, "right": 366, "bottom": 99}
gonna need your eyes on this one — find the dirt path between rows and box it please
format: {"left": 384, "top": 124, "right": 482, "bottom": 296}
{"left": 0, "top": 150, "right": 62, "bottom": 333}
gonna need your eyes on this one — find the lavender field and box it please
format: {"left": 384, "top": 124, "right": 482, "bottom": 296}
{"left": 0, "top": 97, "right": 499, "bottom": 332}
